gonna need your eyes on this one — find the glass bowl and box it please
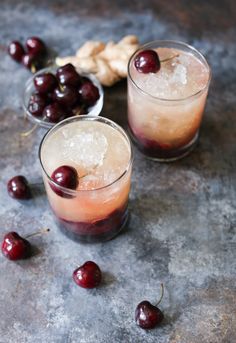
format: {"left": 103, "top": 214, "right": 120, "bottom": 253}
{"left": 22, "top": 66, "right": 104, "bottom": 129}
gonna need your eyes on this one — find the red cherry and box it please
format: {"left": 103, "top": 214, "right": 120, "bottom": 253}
{"left": 26, "top": 36, "right": 46, "bottom": 57}
{"left": 135, "top": 301, "right": 164, "bottom": 329}
{"left": 22, "top": 53, "right": 43, "bottom": 71}
{"left": 7, "top": 176, "right": 31, "bottom": 200}
{"left": 73, "top": 261, "right": 102, "bottom": 289}
{"left": 53, "top": 85, "right": 79, "bottom": 108}
{"left": 78, "top": 80, "right": 99, "bottom": 106}
{"left": 135, "top": 283, "right": 164, "bottom": 329}
{"left": 50, "top": 165, "right": 78, "bottom": 198}
{"left": 34, "top": 73, "right": 58, "bottom": 94}
{"left": 8, "top": 41, "right": 25, "bottom": 62}
{"left": 56, "top": 64, "right": 81, "bottom": 87}
{"left": 1, "top": 232, "right": 31, "bottom": 260}
{"left": 28, "top": 92, "right": 50, "bottom": 117}
{"left": 43, "top": 103, "right": 67, "bottom": 123}
{"left": 134, "top": 49, "right": 161, "bottom": 73}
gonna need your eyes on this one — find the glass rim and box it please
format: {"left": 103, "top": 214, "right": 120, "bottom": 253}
{"left": 39, "top": 115, "right": 133, "bottom": 194}
{"left": 128, "top": 39, "right": 212, "bottom": 103}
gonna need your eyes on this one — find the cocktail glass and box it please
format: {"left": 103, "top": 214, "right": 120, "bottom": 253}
{"left": 39, "top": 115, "right": 133, "bottom": 243}
{"left": 127, "top": 40, "right": 211, "bottom": 161}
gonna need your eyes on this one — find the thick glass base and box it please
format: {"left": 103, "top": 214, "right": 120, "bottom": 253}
{"left": 128, "top": 125, "right": 198, "bottom": 162}
{"left": 54, "top": 204, "right": 129, "bottom": 243}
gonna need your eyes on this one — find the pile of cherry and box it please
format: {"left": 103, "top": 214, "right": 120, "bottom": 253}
{"left": 4, "top": 38, "right": 165, "bottom": 330}
{"left": 28, "top": 64, "right": 99, "bottom": 123}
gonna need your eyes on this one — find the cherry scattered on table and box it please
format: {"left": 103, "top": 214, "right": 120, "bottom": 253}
{"left": 1, "top": 232, "right": 31, "bottom": 260}
{"left": 26, "top": 37, "right": 46, "bottom": 57}
{"left": 1, "top": 228, "right": 50, "bottom": 261}
{"left": 73, "top": 261, "right": 102, "bottom": 289}
{"left": 8, "top": 36, "right": 48, "bottom": 72}
{"left": 135, "top": 283, "right": 164, "bottom": 329}
{"left": 7, "top": 175, "right": 31, "bottom": 200}
{"left": 8, "top": 41, "right": 25, "bottom": 62}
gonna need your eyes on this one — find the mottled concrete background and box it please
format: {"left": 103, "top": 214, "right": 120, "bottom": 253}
{"left": 0, "top": 1, "right": 236, "bottom": 342}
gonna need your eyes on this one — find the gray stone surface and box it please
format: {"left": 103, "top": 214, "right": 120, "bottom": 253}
{"left": 0, "top": 1, "right": 236, "bottom": 342}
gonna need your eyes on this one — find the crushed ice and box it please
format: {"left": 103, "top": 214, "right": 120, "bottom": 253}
{"left": 62, "top": 129, "right": 108, "bottom": 170}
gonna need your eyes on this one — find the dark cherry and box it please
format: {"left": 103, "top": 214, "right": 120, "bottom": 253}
{"left": 1, "top": 232, "right": 31, "bottom": 260}
{"left": 56, "top": 64, "right": 81, "bottom": 87}
{"left": 22, "top": 53, "right": 42, "bottom": 71}
{"left": 134, "top": 49, "right": 161, "bottom": 74}
{"left": 8, "top": 41, "right": 25, "bottom": 62}
{"left": 78, "top": 80, "right": 99, "bottom": 106}
{"left": 7, "top": 176, "right": 31, "bottom": 200}
{"left": 53, "top": 85, "right": 78, "bottom": 108}
{"left": 135, "top": 301, "right": 164, "bottom": 329}
{"left": 43, "top": 103, "right": 67, "bottom": 123}
{"left": 26, "top": 36, "right": 46, "bottom": 57}
{"left": 28, "top": 92, "right": 49, "bottom": 117}
{"left": 50, "top": 165, "right": 78, "bottom": 198}
{"left": 73, "top": 261, "right": 102, "bottom": 289}
{"left": 34, "top": 73, "right": 58, "bottom": 94}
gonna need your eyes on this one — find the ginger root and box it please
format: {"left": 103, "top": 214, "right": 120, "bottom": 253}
{"left": 56, "top": 35, "right": 139, "bottom": 86}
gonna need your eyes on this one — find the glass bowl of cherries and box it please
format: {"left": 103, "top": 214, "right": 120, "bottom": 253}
{"left": 23, "top": 63, "right": 104, "bottom": 129}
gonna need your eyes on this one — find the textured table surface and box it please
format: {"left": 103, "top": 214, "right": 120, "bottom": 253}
{"left": 0, "top": 1, "right": 236, "bottom": 342}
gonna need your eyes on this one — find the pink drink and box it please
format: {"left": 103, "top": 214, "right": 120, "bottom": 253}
{"left": 39, "top": 116, "right": 132, "bottom": 242}
{"left": 128, "top": 41, "right": 211, "bottom": 161}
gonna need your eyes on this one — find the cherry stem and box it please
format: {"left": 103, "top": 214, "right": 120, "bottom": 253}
{"left": 160, "top": 54, "right": 179, "bottom": 63}
{"left": 156, "top": 283, "right": 164, "bottom": 307}
{"left": 31, "top": 64, "right": 37, "bottom": 74}
{"left": 25, "top": 228, "right": 50, "bottom": 239}
{"left": 20, "top": 123, "right": 39, "bottom": 137}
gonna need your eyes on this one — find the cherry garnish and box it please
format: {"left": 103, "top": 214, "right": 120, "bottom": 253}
{"left": 135, "top": 283, "right": 164, "bottom": 329}
{"left": 1, "top": 232, "right": 31, "bottom": 260}
{"left": 28, "top": 92, "right": 49, "bottom": 117}
{"left": 8, "top": 41, "right": 25, "bottom": 63}
{"left": 78, "top": 80, "right": 99, "bottom": 106}
{"left": 134, "top": 49, "right": 161, "bottom": 74}
{"left": 34, "top": 73, "right": 58, "bottom": 94}
{"left": 43, "top": 103, "right": 66, "bottom": 123}
{"left": 53, "top": 85, "right": 78, "bottom": 108}
{"left": 26, "top": 37, "right": 46, "bottom": 57}
{"left": 7, "top": 176, "right": 31, "bottom": 200}
{"left": 56, "top": 63, "right": 81, "bottom": 87}
{"left": 50, "top": 165, "right": 78, "bottom": 197}
{"left": 73, "top": 261, "right": 102, "bottom": 289}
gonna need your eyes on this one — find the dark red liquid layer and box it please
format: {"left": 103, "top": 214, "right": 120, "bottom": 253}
{"left": 128, "top": 123, "right": 197, "bottom": 160}
{"left": 54, "top": 203, "right": 129, "bottom": 243}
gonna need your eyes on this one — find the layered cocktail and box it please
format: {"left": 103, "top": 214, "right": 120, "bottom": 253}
{"left": 39, "top": 115, "right": 132, "bottom": 242}
{"left": 128, "top": 40, "right": 211, "bottom": 161}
